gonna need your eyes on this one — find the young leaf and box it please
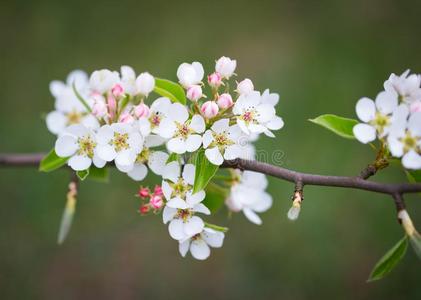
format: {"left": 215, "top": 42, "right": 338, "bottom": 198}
{"left": 204, "top": 222, "right": 229, "bottom": 233}
{"left": 166, "top": 153, "right": 180, "bottom": 164}
{"left": 39, "top": 149, "right": 69, "bottom": 172}
{"left": 309, "top": 114, "right": 358, "bottom": 139}
{"left": 88, "top": 166, "right": 109, "bottom": 183}
{"left": 203, "top": 182, "right": 229, "bottom": 213}
{"left": 76, "top": 169, "right": 90, "bottom": 181}
{"left": 193, "top": 149, "right": 219, "bottom": 194}
{"left": 367, "top": 235, "right": 408, "bottom": 282}
{"left": 154, "top": 78, "right": 186, "bottom": 105}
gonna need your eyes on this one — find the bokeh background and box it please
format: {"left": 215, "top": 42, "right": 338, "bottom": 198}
{"left": 1, "top": 0, "right": 421, "bottom": 299}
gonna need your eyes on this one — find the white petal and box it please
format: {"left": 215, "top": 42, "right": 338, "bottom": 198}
{"left": 178, "top": 240, "right": 190, "bottom": 257}
{"left": 96, "top": 125, "right": 114, "bottom": 144}
{"left": 182, "top": 164, "right": 195, "bottom": 185}
{"left": 266, "top": 116, "right": 284, "bottom": 130}
{"left": 115, "top": 160, "right": 134, "bottom": 172}
{"left": 148, "top": 151, "right": 169, "bottom": 175}
{"left": 65, "top": 124, "right": 89, "bottom": 137}
{"left": 211, "top": 119, "right": 230, "bottom": 133}
{"left": 81, "top": 115, "right": 100, "bottom": 130}
{"left": 224, "top": 145, "right": 242, "bottom": 160}
{"left": 128, "top": 132, "right": 144, "bottom": 152}
{"left": 167, "top": 138, "right": 187, "bottom": 154}
{"left": 68, "top": 155, "right": 92, "bottom": 171}
{"left": 162, "top": 206, "right": 177, "bottom": 224}
{"left": 127, "top": 163, "right": 148, "bottom": 181}
{"left": 402, "top": 150, "right": 421, "bottom": 170}
{"left": 387, "top": 136, "right": 404, "bottom": 158}
{"left": 193, "top": 203, "right": 211, "bottom": 215}
{"left": 168, "top": 219, "right": 186, "bottom": 240}
{"left": 186, "top": 190, "right": 206, "bottom": 206}
{"left": 49, "top": 80, "right": 66, "bottom": 97}
{"left": 353, "top": 123, "right": 376, "bottom": 144}
{"left": 46, "top": 111, "right": 67, "bottom": 135}
{"left": 190, "top": 239, "right": 210, "bottom": 260}
{"left": 236, "top": 119, "right": 250, "bottom": 134}
{"left": 205, "top": 147, "right": 224, "bottom": 165}
{"left": 202, "top": 130, "right": 214, "bottom": 148}
{"left": 408, "top": 112, "right": 421, "bottom": 137}
{"left": 171, "top": 103, "right": 189, "bottom": 123}
{"left": 192, "top": 62, "right": 204, "bottom": 82}
{"left": 144, "top": 135, "right": 166, "bottom": 147}
{"left": 356, "top": 97, "right": 376, "bottom": 122}
{"left": 97, "top": 144, "right": 117, "bottom": 162}
{"left": 185, "top": 134, "right": 202, "bottom": 152}
{"left": 202, "top": 228, "right": 224, "bottom": 248}
{"left": 250, "top": 192, "right": 273, "bottom": 212}
{"left": 256, "top": 104, "right": 275, "bottom": 123}
{"left": 55, "top": 135, "right": 78, "bottom": 157}
{"left": 115, "top": 149, "right": 136, "bottom": 167}
{"left": 167, "top": 197, "right": 189, "bottom": 209}
{"left": 190, "top": 115, "right": 205, "bottom": 133}
{"left": 243, "top": 208, "right": 262, "bottom": 225}
{"left": 162, "top": 180, "right": 172, "bottom": 200}
{"left": 184, "top": 216, "right": 204, "bottom": 236}
{"left": 248, "top": 123, "right": 267, "bottom": 133}
{"left": 162, "top": 161, "right": 180, "bottom": 183}
{"left": 138, "top": 118, "right": 152, "bottom": 137}
{"left": 92, "top": 153, "right": 106, "bottom": 168}
{"left": 156, "top": 118, "right": 177, "bottom": 139}
{"left": 375, "top": 90, "right": 398, "bottom": 115}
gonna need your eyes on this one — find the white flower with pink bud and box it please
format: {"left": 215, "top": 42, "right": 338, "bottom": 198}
{"left": 217, "top": 93, "right": 233, "bottom": 109}
{"left": 89, "top": 69, "right": 120, "bottom": 94}
{"left": 177, "top": 62, "right": 204, "bottom": 88}
{"left": 186, "top": 85, "right": 203, "bottom": 101}
{"left": 201, "top": 101, "right": 219, "bottom": 119}
{"left": 236, "top": 78, "right": 254, "bottom": 95}
{"left": 208, "top": 72, "right": 222, "bottom": 88}
{"left": 215, "top": 56, "right": 236, "bottom": 79}
{"left": 134, "top": 103, "right": 150, "bottom": 118}
{"left": 136, "top": 72, "right": 155, "bottom": 96}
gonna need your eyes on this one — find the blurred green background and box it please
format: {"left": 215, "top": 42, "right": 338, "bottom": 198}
{"left": 1, "top": 0, "right": 421, "bottom": 299}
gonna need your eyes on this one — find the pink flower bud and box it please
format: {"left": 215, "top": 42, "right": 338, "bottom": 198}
{"left": 111, "top": 83, "right": 124, "bottom": 97}
{"left": 138, "top": 187, "right": 150, "bottom": 198}
{"left": 217, "top": 93, "right": 233, "bottom": 109}
{"left": 134, "top": 103, "right": 150, "bottom": 118}
{"left": 149, "top": 195, "right": 164, "bottom": 209}
{"left": 410, "top": 100, "right": 421, "bottom": 113}
{"left": 107, "top": 94, "right": 117, "bottom": 120}
{"left": 154, "top": 185, "right": 163, "bottom": 197}
{"left": 119, "top": 112, "right": 135, "bottom": 124}
{"left": 186, "top": 85, "right": 203, "bottom": 101}
{"left": 201, "top": 101, "right": 219, "bottom": 118}
{"left": 139, "top": 204, "right": 150, "bottom": 215}
{"left": 236, "top": 78, "right": 254, "bottom": 95}
{"left": 208, "top": 72, "right": 222, "bottom": 87}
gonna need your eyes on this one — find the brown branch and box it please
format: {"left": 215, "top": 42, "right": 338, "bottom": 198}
{"left": 1, "top": 153, "right": 420, "bottom": 197}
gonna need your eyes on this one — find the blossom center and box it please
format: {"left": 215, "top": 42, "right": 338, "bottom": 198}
{"left": 211, "top": 132, "right": 234, "bottom": 151}
{"left": 371, "top": 112, "right": 390, "bottom": 134}
{"left": 241, "top": 109, "right": 257, "bottom": 124}
{"left": 176, "top": 209, "right": 193, "bottom": 222}
{"left": 112, "top": 132, "right": 129, "bottom": 152}
{"left": 149, "top": 113, "right": 162, "bottom": 128}
{"left": 400, "top": 131, "right": 420, "bottom": 153}
{"left": 175, "top": 122, "right": 192, "bottom": 139}
{"left": 66, "top": 110, "right": 84, "bottom": 125}
{"left": 77, "top": 135, "right": 96, "bottom": 158}
{"left": 170, "top": 178, "right": 191, "bottom": 199}
{"left": 135, "top": 147, "right": 150, "bottom": 163}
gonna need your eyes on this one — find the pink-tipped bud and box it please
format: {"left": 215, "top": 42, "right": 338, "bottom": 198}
{"left": 139, "top": 204, "right": 150, "bottom": 215}
{"left": 111, "top": 83, "right": 124, "bottom": 97}
{"left": 410, "top": 100, "right": 421, "bottom": 113}
{"left": 119, "top": 112, "right": 135, "bottom": 124}
{"left": 107, "top": 94, "right": 117, "bottom": 120}
{"left": 138, "top": 187, "right": 150, "bottom": 198}
{"left": 149, "top": 195, "right": 164, "bottom": 209}
{"left": 236, "top": 78, "right": 254, "bottom": 95}
{"left": 154, "top": 185, "right": 163, "bottom": 197}
{"left": 201, "top": 101, "right": 219, "bottom": 118}
{"left": 208, "top": 72, "right": 222, "bottom": 87}
{"left": 217, "top": 93, "right": 233, "bottom": 109}
{"left": 186, "top": 85, "right": 203, "bottom": 101}
{"left": 91, "top": 95, "right": 108, "bottom": 118}
{"left": 134, "top": 103, "right": 150, "bottom": 118}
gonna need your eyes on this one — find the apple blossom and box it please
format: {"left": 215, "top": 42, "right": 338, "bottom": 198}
{"left": 217, "top": 93, "right": 233, "bottom": 109}
{"left": 208, "top": 72, "right": 222, "bottom": 87}
{"left": 179, "top": 228, "right": 224, "bottom": 260}
{"left": 384, "top": 70, "right": 421, "bottom": 103}
{"left": 89, "top": 69, "right": 120, "bottom": 94}
{"left": 236, "top": 78, "right": 254, "bottom": 95}
{"left": 177, "top": 62, "right": 204, "bottom": 88}
{"left": 186, "top": 85, "right": 203, "bottom": 101}
{"left": 136, "top": 72, "right": 155, "bottom": 96}
{"left": 215, "top": 56, "right": 236, "bottom": 79}
{"left": 201, "top": 101, "right": 219, "bottom": 119}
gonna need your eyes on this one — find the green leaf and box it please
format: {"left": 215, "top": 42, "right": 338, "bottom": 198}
{"left": 204, "top": 222, "right": 229, "bottom": 233}
{"left": 57, "top": 186, "right": 77, "bottom": 244}
{"left": 39, "top": 149, "right": 69, "bottom": 172}
{"left": 166, "top": 153, "right": 180, "bottom": 164}
{"left": 368, "top": 236, "right": 408, "bottom": 282}
{"left": 87, "top": 166, "right": 109, "bottom": 183}
{"left": 72, "top": 82, "right": 92, "bottom": 113}
{"left": 76, "top": 169, "right": 90, "bottom": 181}
{"left": 154, "top": 78, "right": 186, "bottom": 105}
{"left": 406, "top": 170, "right": 421, "bottom": 183}
{"left": 309, "top": 114, "right": 358, "bottom": 139}
{"left": 193, "top": 149, "right": 219, "bottom": 194}
{"left": 203, "top": 182, "right": 229, "bottom": 213}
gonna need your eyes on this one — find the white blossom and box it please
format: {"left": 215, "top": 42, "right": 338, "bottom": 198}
{"left": 384, "top": 70, "right": 421, "bottom": 103}
{"left": 89, "top": 69, "right": 120, "bottom": 94}
{"left": 159, "top": 104, "right": 205, "bottom": 154}
{"left": 55, "top": 124, "right": 105, "bottom": 171}
{"left": 136, "top": 72, "right": 155, "bottom": 96}
{"left": 203, "top": 119, "right": 243, "bottom": 165}
{"left": 177, "top": 62, "right": 204, "bottom": 88}
{"left": 120, "top": 65, "right": 137, "bottom": 96}
{"left": 236, "top": 78, "right": 254, "bottom": 95}
{"left": 138, "top": 97, "right": 173, "bottom": 137}
{"left": 96, "top": 123, "right": 143, "bottom": 172}
{"left": 179, "top": 228, "right": 224, "bottom": 260}
{"left": 215, "top": 56, "right": 236, "bottom": 79}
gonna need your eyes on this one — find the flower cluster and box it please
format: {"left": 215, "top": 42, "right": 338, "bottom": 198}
{"left": 353, "top": 70, "right": 421, "bottom": 169}
{"left": 45, "top": 56, "right": 284, "bottom": 259}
